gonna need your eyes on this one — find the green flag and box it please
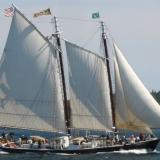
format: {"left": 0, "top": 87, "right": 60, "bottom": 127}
{"left": 92, "top": 12, "right": 100, "bottom": 19}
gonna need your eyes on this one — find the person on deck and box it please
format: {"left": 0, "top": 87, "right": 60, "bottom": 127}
{"left": 130, "top": 135, "right": 136, "bottom": 144}
{"left": 139, "top": 133, "right": 145, "bottom": 141}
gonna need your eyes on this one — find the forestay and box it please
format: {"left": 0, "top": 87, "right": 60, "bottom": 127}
{"left": 65, "top": 41, "right": 113, "bottom": 131}
{"left": 114, "top": 43, "right": 160, "bottom": 131}
{"left": 0, "top": 8, "right": 65, "bottom": 132}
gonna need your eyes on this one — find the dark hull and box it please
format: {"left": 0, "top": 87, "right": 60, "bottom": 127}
{"left": 0, "top": 138, "right": 159, "bottom": 154}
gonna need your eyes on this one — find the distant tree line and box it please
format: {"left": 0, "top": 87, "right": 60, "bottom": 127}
{"left": 151, "top": 91, "right": 160, "bottom": 104}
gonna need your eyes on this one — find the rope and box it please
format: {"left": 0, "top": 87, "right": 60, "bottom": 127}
{"left": 81, "top": 26, "right": 100, "bottom": 48}
{"left": 57, "top": 16, "right": 99, "bottom": 23}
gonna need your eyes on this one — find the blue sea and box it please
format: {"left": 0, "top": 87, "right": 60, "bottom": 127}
{"left": 0, "top": 129, "right": 160, "bottom": 160}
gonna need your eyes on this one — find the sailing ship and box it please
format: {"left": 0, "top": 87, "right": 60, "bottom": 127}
{"left": 0, "top": 6, "right": 160, "bottom": 154}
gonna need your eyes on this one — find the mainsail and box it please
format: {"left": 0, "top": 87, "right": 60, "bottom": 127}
{"left": 65, "top": 41, "right": 113, "bottom": 131}
{"left": 114, "top": 42, "right": 160, "bottom": 132}
{"left": 0, "top": 8, "right": 65, "bottom": 132}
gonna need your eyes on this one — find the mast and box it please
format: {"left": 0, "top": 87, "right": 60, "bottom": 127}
{"left": 101, "top": 21, "right": 116, "bottom": 127}
{"left": 52, "top": 16, "right": 71, "bottom": 134}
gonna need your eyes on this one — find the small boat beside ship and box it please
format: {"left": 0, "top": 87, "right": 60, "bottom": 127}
{"left": 0, "top": 6, "right": 160, "bottom": 154}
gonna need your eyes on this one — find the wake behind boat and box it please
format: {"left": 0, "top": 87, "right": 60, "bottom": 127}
{"left": 0, "top": 5, "right": 160, "bottom": 154}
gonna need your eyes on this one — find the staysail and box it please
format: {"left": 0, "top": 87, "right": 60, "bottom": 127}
{"left": 114, "top": 42, "right": 160, "bottom": 131}
{"left": 65, "top": 41, "right": 113, "bottom": 131}
{"left": 0, "top": 8, "right": 65, "bottom": 132}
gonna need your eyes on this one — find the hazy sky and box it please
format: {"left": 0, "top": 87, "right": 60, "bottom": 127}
{"left": 0, "top": 0, "right": 160, "bottom": 91}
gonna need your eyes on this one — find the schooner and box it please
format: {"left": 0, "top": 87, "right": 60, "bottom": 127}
{"left": 0, "top": 6, "right": 159, "bottom": 154}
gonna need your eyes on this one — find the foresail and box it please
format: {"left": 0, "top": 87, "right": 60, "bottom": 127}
{"left": 0, "top": 8, "right": 65, "bottom": 132}
{"left": 114, "top": 43, "right": 160, "bottom": 131}
{"left": 65, "top": 41, "right": 113, "bottom": 131}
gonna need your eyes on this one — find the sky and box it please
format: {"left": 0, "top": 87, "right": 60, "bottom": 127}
{"left": 0, "top": 0, "right": 160, "bottom": 91}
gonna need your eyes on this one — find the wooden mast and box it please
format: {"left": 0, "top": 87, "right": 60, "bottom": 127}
{"left": 101, "top": 21, "right": 116, "bottom": 127}
{"left": 52, "top": 16, "right": 71, "bottom": 134}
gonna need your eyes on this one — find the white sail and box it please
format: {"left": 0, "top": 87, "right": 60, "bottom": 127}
{"left": 114, "top": 58, "right": 151, "bottom": 132}
{"left": 0, "top": 8, "right": 65, "bottom": 132}
{"left": 65, "top": 41, "right": 113, "bottom": 131}
{"left": 114, "top": 42, "right": 160, "bottom": 131}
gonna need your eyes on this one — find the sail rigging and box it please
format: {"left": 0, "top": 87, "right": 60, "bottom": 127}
{"left": 114, "top": 42, "right": 160, "bottom": 131}
{"left": 0, "top": 8, "right": 65, "bottom": 132}
{"left": 0, "top": 5, "right": 160, "bottom": 136}
{"left": 65, "top": 40, "right": 113, "bottom": 131}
